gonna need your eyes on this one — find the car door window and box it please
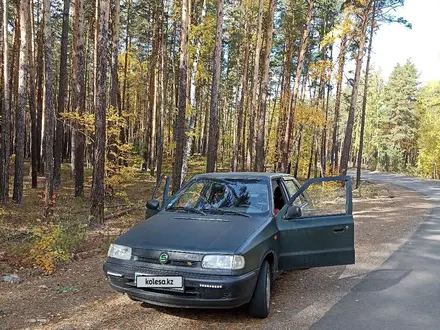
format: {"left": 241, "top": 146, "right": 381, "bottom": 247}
{"left": 272, "top": 180, "right": 287, "bottom": 216}
{"left": 294, "top": 180, "right": 347, "bottom": 218}
{"left": 283, "top": 179, "right": 305, "bottom": 207}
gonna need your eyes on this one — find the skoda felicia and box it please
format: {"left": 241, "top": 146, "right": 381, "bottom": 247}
{"left": 103, "top": 173, "right": 355, "bottom": 318}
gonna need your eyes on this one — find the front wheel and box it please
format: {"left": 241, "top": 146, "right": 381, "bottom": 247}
{"left": 248, "top": 260, "right": 271, "bottom": 318}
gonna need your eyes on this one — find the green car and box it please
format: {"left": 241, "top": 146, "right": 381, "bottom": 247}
{"left": 103, "top": 172, "right": 355, "bottom": 318}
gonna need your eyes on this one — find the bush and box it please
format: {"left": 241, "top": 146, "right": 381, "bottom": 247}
{"left": 30, "top": 220, "right": 87, "bottom": 274}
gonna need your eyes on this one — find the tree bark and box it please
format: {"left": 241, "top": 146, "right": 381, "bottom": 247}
{"left": 276, "top": 37, "right": 294, "bottom": 171}
{"left": 36, "top": 26, "right": 44, "bottom": 174}
{"left": 255, "top": 0, "right": 276, "bottom": 172}
{"left": 110, "top": 0, "right": 119, "bottom": 110}
{"left": 171, "top": 0, "right": 189, "bottom": 193}
{"left": 107, "top": 0, "right": 120, "bottom": 171}
{"left": 28, "top": 0, "right": 38, "bottom": 189}
{"left": 246, "top": 0, "right": 263, "bottom": 171}
{"left": 340, "top": 0, "right": 373, "bottom": 175}
{"left": 54, "top": 0, "right": 70, "bottom": 188}
{"left": 281, "top": 0, "right": 314, "bottom": 173}
{"left": 231, "top": 3, "right": 250, "bottom": 172}
{"left": 72, "top": 0, "right": 86, "bottom": 197}
{"left": 120, "top": 0, "right": 130, "bottom": 145}
{"left": 90, "top": 0, "right": 110, "bottom": 224}
{"left": 206, "top": 0, "right": 223, "bottom": 173}
{"left": 331, "top": 36, "right": 347, "bottom": 174}
{"left": 181, "top": 0, "right": 206, "bottom": 183}
{"left": 12, "top": 0, "right": 30, "bottom": 204}
{"left": 156, "top": 4, "right": 166, "bottom": 183}
{"left": 356, "top": 1, "right": 376, "bottom": 188}
{"left": 0, "top": 0, "right": 11, "bottom": 203}
{"left": 42, "top": 0, "right": 55, "bottom": 209}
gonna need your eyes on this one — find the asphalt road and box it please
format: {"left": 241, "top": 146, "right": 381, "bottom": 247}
{"left": 312, "top": 171, "right": 440, "bottom": 330}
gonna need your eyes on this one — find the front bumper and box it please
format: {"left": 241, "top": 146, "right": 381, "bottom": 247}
{"left": 103, "top": 260, "right": 259, "bottom": 309}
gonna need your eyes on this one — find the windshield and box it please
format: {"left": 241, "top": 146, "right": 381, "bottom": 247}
{"left": 165, "top": 178, "right": 270, "bottom": 216}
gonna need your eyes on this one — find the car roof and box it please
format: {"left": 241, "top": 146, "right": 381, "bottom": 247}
{"left": 193, "top": 172, "right": 291, "bottom": 180}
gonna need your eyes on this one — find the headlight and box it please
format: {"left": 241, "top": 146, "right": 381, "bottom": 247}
{"left": 107, "top": 244, "right": 132, "bottom": 260}
{"left": 202, "top": 255, "right": 245, "bottom": 270}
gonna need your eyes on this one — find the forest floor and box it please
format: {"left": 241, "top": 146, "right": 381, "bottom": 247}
{"left": 0, "top": 164, "right": 433, "bottom": 330}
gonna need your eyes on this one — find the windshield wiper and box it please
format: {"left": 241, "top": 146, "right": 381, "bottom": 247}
{"left": 167, "top": 206, "right": 206, "bottom": 216}
{"left": 202, "top": 208, "right": 251, "bottom": 218}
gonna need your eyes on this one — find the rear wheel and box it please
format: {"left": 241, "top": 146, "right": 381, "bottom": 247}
{"left": 248, "top": 260, "right": 271, "bottom": 318}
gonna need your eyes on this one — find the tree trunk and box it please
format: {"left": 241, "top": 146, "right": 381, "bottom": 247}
{"left": 356, "top": 1, "right": 376, "bottom": 188}
{"left": 231, "top": 5, "right": 250, "bottom": 172}
{"left": 108, "top": 0, "right": 120, "bottom": 169}
{"left": 246, "top": 0, "right": 263, "bottom": 171}
{"left": 281, "top": 0, "right": 314, "bottom": 173}
{"left": 72, "top": 0, "right": 86, "bottom": 197}
{"left": 42, "top": 0, "right": 54, "bottom": 209}
{"left": 0, "top": 0, "right": 11, "bottom": 203}
{"left": 120, "top": 0, "right": 130, "bottom": 145}
{"left": 36, "top": 27, "right": 44, "bottom": 174}
{"left": 90, "top": 0, "right": 110, "bottom": 224}
{"left": 181, "top": 0, "right": 207, "bottom": 183}
{"left": 110, "top": 0, "right": 119, "bottom": 110}
{"left": 171, "top": 0, "right": 189, "bottom": 193}
{"left": 54, "top": 0, "right": 70, "bottom": 188}
{"left": 12, "top": 0, "right": 30, "bottom": 204}
{"left": 156, "top": 5, "right": 166, "bottom": 182}
{"left": 340, "top": 1, "right": 373, "bottom": 175}
{"left": 255, "top": 0, "right": 275, "bottom": 172}
{"left": 28, "top": 0, "right": 38, "bottom": 189}
{"left": 276, "top": 37, "right": 294, "bottom": 171}
{"left": 331, "top": 36, "right": 347, "bottom": 174}
{"left": 206, "top": 0, "right": 223, "bottom": 173}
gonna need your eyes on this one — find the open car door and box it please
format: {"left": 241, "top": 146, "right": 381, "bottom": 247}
{"left": 277, "top": 176, "right": 355, "bottom": 270}
{"left": 145, "top": 176, "right": 171, "bottom": 219}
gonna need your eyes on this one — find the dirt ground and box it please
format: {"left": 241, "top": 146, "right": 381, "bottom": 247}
{"left": 0, "top": 183, "right": 433, "bottom": 330}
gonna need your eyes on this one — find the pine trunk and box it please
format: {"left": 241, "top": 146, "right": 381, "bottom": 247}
{"left": 255, "top": 0, "right": 275, "bottom": 172}
{"left": 12, "top": 0, "right": 30, "bottom": 204}
{"left": 231, "top": 14, "right": 250, "bottom": 172}
{"left": 246, "top": 0, "right": 263, "bottom": 171}
{"left": 90, "top": 0, "right": 110, "bottom": 224}
{"left": 72, "top": 0, "right": 86, "bottom": 197}
{"left": 36, "top": 27, "right": 44, "bottom": 174}
{"left": 206, "top": 0, "right": 223, "bottom": 173}
{"left": 181, "top": 0, "right": 207, "bottom": 182}
{"left": 28, "top": 1, "right": 38, "bottom": 189}
{"left": 340, "top": 1, "right": 372, "bottom": 175}
{"left": 331, "top": 36, "right": 347, "bottom": 174}
{"left": 171, "top": 0, "right": 188, "bottom": 193}
{"left": 281, "top": 0, "right": 314, "bottom": 173}
{"left": 0, "top": 0, "right": 10, "bottom": 203}
{"left": 42, "top": 0, "right": 55, "bottom": 209}
{"left": 356, "top": 2, "right": 376, "bottom": 188}
{"left": 54, "top": 0, "right": 70, "bottom": 188}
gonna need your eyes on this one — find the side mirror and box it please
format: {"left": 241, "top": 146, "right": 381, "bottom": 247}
{"left": 146, "top": 199, "right": 160, "bottom": 211}
{"left": 285, "top": 205, "right": 302, "bottom": 220}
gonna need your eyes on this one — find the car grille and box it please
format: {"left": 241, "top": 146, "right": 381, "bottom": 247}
{"left": 131, "top": 248, "right": 203, "bottom": 268}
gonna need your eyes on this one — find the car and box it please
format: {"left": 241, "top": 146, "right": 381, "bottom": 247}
{"left": 103, "top": 172, "right": 355, "bottom": 318}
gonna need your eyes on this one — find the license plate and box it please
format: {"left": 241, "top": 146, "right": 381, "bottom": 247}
{"left": 135, "top": 274, "right": 183, "bottom": 289}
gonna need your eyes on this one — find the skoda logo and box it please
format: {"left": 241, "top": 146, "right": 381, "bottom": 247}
{"left": 159, "top": 252, "right": 169, "bottom": 264}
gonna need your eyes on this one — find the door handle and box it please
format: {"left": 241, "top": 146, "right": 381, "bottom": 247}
{"left": 333, "top": 226, "right": 345, "bottom": 233}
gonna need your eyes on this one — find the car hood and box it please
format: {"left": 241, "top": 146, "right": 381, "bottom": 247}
{"left": 115, "top": 211, "right": 268, "bottom": 253}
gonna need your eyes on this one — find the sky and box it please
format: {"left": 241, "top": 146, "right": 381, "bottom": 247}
{"left": 372, "top": 0, "right": 440, "bottom": 83}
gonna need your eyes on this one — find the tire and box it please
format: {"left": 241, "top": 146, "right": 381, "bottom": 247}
{"left": 248, "top": 260, "right": 271, "bottom": 318}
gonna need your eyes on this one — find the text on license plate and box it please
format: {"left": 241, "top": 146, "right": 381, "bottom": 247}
{"left": 136, "top": 275, "right": 183, "bottom": 288}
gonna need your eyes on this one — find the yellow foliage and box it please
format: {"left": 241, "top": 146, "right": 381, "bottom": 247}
{"left": 30, "top": 223, "right": 71, "bottom": 274}
{"left": 295, "top": 104, "right": 326, "bottom": 127}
